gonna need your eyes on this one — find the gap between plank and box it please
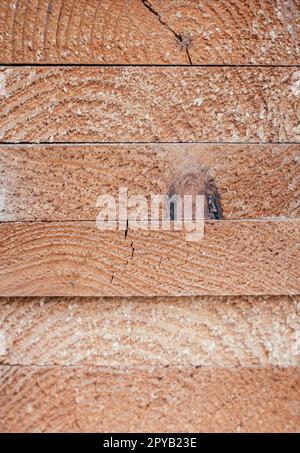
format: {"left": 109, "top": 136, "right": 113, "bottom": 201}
{"left": 0, "top": 219, "right": 298, "bottom": 224}
{"left": 0, "top": 64, "right": 299, "bottom": 68}
{"left": 0, "top": 141, "right": 299, "bottom": 146}
{"left": 0, "top": 363, "right": 296, "bottom": 369}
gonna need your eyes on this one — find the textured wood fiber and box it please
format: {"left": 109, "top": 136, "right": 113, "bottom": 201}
{"left": 147, "top": 0, "right": 300, "bottom": 65}
{"left": 0, "top": 0, "right": 299, "bottom": 435}
{"left": 0, "top": 143, "right": 299, "bottom": 221}
{"left": 0, "top": 67, "right": 299, "bottom": 143}
{"left": 0, "top": 0, "right": 299, "bottom": 64}
{"left": 0, "top": 296, "right": 299, "bottom": 367}
{"left": 0, "top": 366, "right": 299, "bottom": 432}
{"left": 0, "top": 220, "right": 299, "bottom": 296}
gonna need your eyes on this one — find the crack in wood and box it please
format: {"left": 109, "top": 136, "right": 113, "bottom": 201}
{"left": 141, "top": 0, "right": 193, "bottom": 65}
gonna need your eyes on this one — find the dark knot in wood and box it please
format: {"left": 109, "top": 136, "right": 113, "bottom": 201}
{"left": 168, "top": 169, "right": 222, "bottom": 220}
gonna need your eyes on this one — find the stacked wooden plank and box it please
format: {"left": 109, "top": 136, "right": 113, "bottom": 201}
{"left": 0, "top": 0, "right": 299, "bottom": 432}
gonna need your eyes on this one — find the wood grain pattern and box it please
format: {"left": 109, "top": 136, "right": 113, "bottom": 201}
{"left": 0, "top": 143, "right": 299, "bottom": 221}
{"left": 0, "top": 0, "right": 299, "bottom": 64}
{"left": 0, "top": 366, "right": 299, "bottom": 432}
{"left": 0, "top": 220, "right": 299, "bottom": 296}
{"left": 0, "top": 67, "right": 299, "bottom": 143}
{"left": 148, "top": 0, "right": 300, "bottom": 65}
{"left": 1, "top": 0, "right": 299, "bottom": 436}
{"left": 0, "top": 296, "right": 299, "bottom": 367}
